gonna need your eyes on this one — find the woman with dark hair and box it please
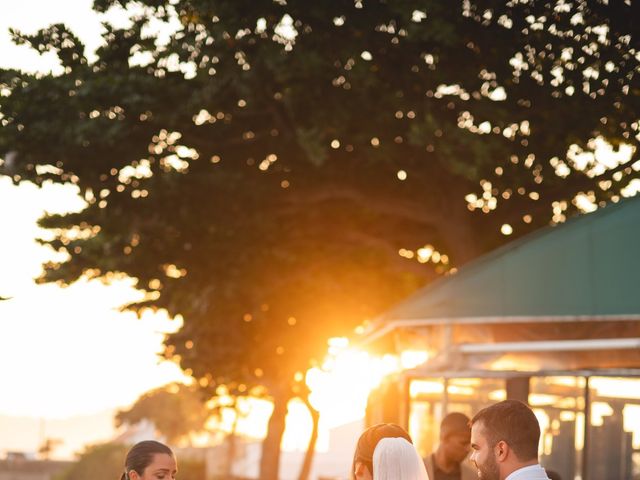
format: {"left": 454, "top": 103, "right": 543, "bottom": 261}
{"left": 352, "top": 423, "right": 430, "bottom": 480}
{"left": 121, "top": 440, "right": 177, "bottom": 480}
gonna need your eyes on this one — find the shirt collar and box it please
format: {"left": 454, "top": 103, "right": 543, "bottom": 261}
{"left": 505, "top": 464, "right": 549, "bottom": 480}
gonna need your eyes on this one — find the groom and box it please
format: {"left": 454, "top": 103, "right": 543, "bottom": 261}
{"left": 469, "top": 400, "right": 550, "bottom": 480}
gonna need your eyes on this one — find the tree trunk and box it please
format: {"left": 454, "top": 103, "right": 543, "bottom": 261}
{"left": 430, "top": 171, "right": 491, "bottom": 266}
{"left": 259, "top": 388, "right": 291, "bottom": 480}
{"left": 297, "top": 395, "right": 320, "bottom": 480}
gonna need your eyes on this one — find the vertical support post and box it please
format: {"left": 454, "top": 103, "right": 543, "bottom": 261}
{"left": 443, "top": 377, "right": 449, "bottom": 416}
{"left": 506, "top": 376, "right": 530, "bottom": 402}
{"left": 443, "top": 323, "right": 453, "bottom": 361}
{"left": 582, "top": 376, "right": 591, "bottom": 480}
{"left": 400, "top": 374, "right": 411, "bottom": 430}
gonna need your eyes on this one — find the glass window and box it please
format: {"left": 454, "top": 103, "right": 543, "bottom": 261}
{"left": 586, "top": 377, "right": 640, "bottom": 480}
{"left": 409, "top": 377, "right": 444, "bottom": 457}
{"left": 530, "top": 376, "right": 586, "bottom": 480}
{"left": 408, "top": 377, "right": 504, "bottom": 458}
{"left": 398, "top": 374, "right": 640, "bottom": 480}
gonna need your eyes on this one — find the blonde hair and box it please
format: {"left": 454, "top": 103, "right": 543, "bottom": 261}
{"left": 372, "top": 437, "right": 430, "bottom": 480}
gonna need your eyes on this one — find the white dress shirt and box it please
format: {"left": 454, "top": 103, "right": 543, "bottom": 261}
{"left": 505, "top": 464, "right": 550, "bottom": 480}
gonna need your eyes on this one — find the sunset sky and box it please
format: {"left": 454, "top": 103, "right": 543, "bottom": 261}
{"left": 0, "top": 0, "right": 194, "bottom": 459}
{"left": 0, "top": 2, "right": 370, "bottom": 458}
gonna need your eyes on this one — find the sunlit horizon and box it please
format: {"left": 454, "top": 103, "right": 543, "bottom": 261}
{"left": 0, "top": 177, "right": 189, "bottom": 458}
{"left": 0, "top": 4, "right": 185, "bottom": 458}
{"left": 0, "top": 177, "right": 400, "bottom": 459}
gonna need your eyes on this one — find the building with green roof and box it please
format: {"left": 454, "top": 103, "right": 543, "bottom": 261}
{"left": 362, "top": 195, "right": 640, "bottom": 480}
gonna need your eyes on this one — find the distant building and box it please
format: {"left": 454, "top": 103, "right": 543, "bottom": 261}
{"left": 0, "top": 453, "right": 71, "bottom": 480}
{"left": 112, "top": 418, "right": 162, "bottom": 445}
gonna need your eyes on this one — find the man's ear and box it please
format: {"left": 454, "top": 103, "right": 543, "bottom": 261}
{"left": 495, "top": 440, "right": 509, "bottom": 462}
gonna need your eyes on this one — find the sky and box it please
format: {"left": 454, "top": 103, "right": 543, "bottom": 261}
{"left": 0, "top": 1, "right": 371, "bottom": 459}
{"left": 1, "top": 0, "right": 108, "bottom": 75}
{"left": 0, "top": 0, "right": 188, "bottom": 459}
{"left": 0, "top": 179, "right": 188, "bottom": 458}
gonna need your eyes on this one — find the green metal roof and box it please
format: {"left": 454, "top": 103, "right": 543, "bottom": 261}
{"left": 382, "top": 195, "right": 640, "bottom": 321}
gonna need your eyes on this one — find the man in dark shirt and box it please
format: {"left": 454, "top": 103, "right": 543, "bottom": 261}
{"left": 424, "top": 412, "right": 475, "bottom": 480}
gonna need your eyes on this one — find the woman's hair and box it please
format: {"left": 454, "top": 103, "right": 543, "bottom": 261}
{"left": 121, "top": 440, "right": 174, "bottom": 480}
{"left": 351, "top": 423, "right": 421, "bottom": 479}
{"left": 373, "top": 437, "right": 429, "bottom": 480}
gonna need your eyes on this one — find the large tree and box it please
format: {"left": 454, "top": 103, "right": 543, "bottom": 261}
{"left": 1, "top": 1, "right": 638, "bottom": 478}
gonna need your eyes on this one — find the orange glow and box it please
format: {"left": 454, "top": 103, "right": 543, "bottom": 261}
{"left": 488, "top": 356, "right": 531, "bottom": 371}
{"left": 307, "top": 347, "right": 395, "bottom": 427}
{"left": 201, "top": 396, "right": 315, "bottom": 452}
{"left": 400, "top": 350, "right": 430, "bottom": 369}
{"left": 301, "top": 339, "right": 430, "bottom": 450}
{"left": 446, "top": 385, "right": 474, "bottom": 396}
{"left": 185, "top": 340, "right": 430, "bottom": 453}
{"left": 529, "top": 393, "right": 560, "bottom": 406}
{"left": 488, "top": 389, "right": 507, "bottom": 401}
{"left": 410, "top": 380, "right": 444, "bottom": 397}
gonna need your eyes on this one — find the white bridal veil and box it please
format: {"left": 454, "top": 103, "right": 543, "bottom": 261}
{"left": 372, "top": 437, "right": 430, "bottom": 480}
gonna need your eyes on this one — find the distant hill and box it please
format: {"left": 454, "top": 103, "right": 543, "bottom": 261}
{"left": 0, "top": 410, "right": 117, "bottom": 460}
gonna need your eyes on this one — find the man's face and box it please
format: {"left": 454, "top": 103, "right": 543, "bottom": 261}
{"left": 442, "top": 431, "right": 471, "bottom": 463}
{"left": 470, "top": 422, "right": 500, "bottom": 480}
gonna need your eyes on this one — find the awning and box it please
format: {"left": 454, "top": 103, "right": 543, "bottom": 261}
{"left": 369, "top": 194, "right": 640, "bottom": 329}
{"left": 360, "top": 195, "right": 640, "bottom": 371}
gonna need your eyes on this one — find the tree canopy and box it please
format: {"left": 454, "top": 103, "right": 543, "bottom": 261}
{"left": 54, "top": 443, "right": 128, "bottom": 480}
{"left": 115, "top": 383, "right": 211, "bottom": 445}
{"left": 1, "top": 1, "right": 638, "bottom": 478}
